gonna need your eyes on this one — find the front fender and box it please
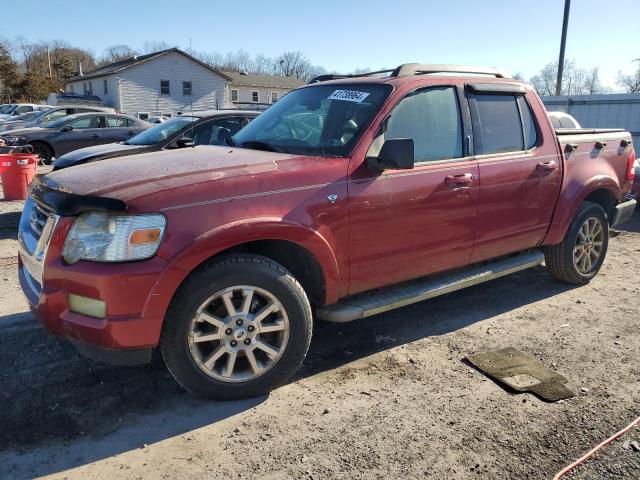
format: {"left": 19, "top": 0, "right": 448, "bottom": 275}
{"left": 141, "top": 218, "right": 342, "bottom": 321}
{"left": 544, "top": 175, "right": 619, "bottom": 245}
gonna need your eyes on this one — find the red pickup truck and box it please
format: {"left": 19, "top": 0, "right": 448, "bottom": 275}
{"left": 18, "top": 64, "right": 636, "bottom": 400}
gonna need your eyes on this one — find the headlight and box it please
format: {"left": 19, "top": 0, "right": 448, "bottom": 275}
{"left": 62, "top": 212, "right": 166, "bottom": 264}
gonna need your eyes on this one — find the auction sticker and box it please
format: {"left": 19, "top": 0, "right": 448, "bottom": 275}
{"left": 328, "top": 90, "right": 370, "bottom": 103}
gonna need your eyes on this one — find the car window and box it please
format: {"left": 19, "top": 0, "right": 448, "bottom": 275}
{"left": 191, "top": 117, "right": 248, "bottom": 146}
{"left": 559, "top": 117, "right": 576, "bottom": 128}
{"left": 517, "top": 97, "right": 538, "bottom": 149}
{"left": 126, "top": 116, "right": 197, "bottom": 145}
{"left": 474, "top": 94, "right": 524, "bottom": 154}
{"left": 127, "top": 119, "right": 136, "bottom": 127}
{"left": 384, "top": 86, "right": 463, "bottom": 162}
{"left": 550, "top": 117, "right": 561, "bottom": 129}
{"left": 15, "top": 106, "right": 34, "bottom": 114}
{"left": 70, "top": 116, "right": 102, "bottom": 129}
{"left": 106, "top": 116, "right": 129, "bottom": 127}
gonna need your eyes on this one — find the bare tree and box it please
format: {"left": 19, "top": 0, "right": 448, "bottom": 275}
{"left": 616, "top": 60, "right": 640, "bottom": 93}
{"left": 100, "top": 44, "right": 138, "bottom": 65}
{"left": 530, "top": 60, "right": 606, "bottom": 95}
{"left": 142, "top": 40, "right": 173, "bottom": 54}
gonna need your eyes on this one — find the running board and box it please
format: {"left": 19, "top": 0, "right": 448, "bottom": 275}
{"left": 316, "top": 250, "right": 545, "bottom": 323}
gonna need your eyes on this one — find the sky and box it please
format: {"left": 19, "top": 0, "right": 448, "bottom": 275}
{"left": 2, "top": 0, "right": 638, "bottom": 89}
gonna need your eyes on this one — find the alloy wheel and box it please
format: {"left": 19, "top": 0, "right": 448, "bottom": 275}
{"left": 573, "top": 217, "right": 605, "bottom": 274}
{"left": 187, "top": 285, "right": 290, "bottom": 383}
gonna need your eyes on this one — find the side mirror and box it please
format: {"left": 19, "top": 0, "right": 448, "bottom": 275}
{"left": 367, "top": 138, "right": 414, "bottom": 171}
{"left": 61, "top": 125, "right": 73, "bottom": 132}
{"left": 176, "top": 137, "right": 195, "bottom": 148}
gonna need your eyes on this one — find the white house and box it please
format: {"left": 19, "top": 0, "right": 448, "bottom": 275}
{"left": 64, "top": 48, "right": 304, "bottom": 115}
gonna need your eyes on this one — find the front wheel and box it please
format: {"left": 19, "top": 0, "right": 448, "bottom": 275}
{"left": 545, "top": 201, "right": 609, "bottom": 285}
{"left": 160, "top": 254, "right": 313, "bottom": 400}
{"left": 31, "top": 142, "right": 54, "bottom": 165}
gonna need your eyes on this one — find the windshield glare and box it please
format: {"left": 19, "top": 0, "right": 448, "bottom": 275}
{"left": 231, "top": 84, "right": 391, "bottom": 156}
{"left": 126, "top": 116, "right": 197, "bottom": 145}
{"left": 0, "top": 105, "right": 16, "bottom": 114}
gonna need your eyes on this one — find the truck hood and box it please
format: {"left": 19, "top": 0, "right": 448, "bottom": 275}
{"left": 43, "top": 145, "right": 304, "bottom": 203}
{"left": 54, "top": 142, "right": 144, "bottom": 168}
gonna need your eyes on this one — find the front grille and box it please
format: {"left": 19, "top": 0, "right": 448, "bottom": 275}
{"left": 29, "top": 203, "right": 49, "bottom": 238}
{"left": 18, "top": 197, "right": 59, "bottom": 289}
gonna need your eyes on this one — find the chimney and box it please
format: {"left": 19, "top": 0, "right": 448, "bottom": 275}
{"left": 76, "top": 61, "right": 83, "bottom": 77}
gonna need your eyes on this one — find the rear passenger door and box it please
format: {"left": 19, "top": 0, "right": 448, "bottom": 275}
{"left": 103, "top": 116, "right": 139, "bottom": 143}
{"left": 467, "top": 85, "right": 560, "bottom": 263}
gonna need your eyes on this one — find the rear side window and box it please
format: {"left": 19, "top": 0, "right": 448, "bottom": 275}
{"left": 474, "top": 94, "right": 523, "bottom": 154}
{"left": 385, "top": 86, "right": 463, "bottom": 162}
{"left": 517, "top": 96, "right": 538, "bottom": 149}
{"left": 106, "top": 116, "right": 128, "bottom": 127}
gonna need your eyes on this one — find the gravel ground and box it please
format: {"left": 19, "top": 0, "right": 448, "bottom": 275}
{"left": 0, "top": 188, "right": 638, "bottom": 479}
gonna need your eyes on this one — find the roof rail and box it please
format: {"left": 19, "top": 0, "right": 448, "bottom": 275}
{"left": 391, "top": 63, "right": 510, "bottom": 78}
{"left": 308, "top": 69, "right": 394, "bottom": 84}
{"left": 308, "top": 64, "right": 511, "bottom": 84}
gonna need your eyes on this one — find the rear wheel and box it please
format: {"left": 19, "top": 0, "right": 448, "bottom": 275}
{"left": 31, "top": 142, "right": 53, "bottom": 165}
{"left": 160, "top": 254, "right": 313, "bottom": 400}
{"left": 545, "top": 201, "right": 609, "bottom": 284}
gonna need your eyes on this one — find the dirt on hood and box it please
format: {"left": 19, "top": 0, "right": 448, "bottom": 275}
{"left": 43, "top": 146, "right": 300, "bottom": 201}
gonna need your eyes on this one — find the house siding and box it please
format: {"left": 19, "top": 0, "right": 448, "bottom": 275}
{"left": 227, "top": 85, "right": 293, "bottom": 107}
{"left": 118, "top": 52, "right": 227, "bottom": 114}
{"left": 65, "top": 52, "right": 228, "bottom": 114}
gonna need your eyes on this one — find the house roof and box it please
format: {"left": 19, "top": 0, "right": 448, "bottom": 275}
{"left": 65, "top": 48, "right": 232, "bottom": 83}
{"left": 220, "top": 70, "right": 304, "bottom": 89}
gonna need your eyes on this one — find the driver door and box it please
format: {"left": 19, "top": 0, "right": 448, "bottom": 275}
{"left": 56, "top": 116, "right": 105, "bottom": 155}
{"left": 348, "top": 85, "right": 479, "bottom": 294}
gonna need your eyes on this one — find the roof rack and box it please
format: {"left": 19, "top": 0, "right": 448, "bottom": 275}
{"left": 308, "top": 69, "right": 395, "bottom": 84}
{"left": 392, "top": 63, "right": 510, "bottom": 78}
{"left": 309, "top": 63, "right": 510, "bottom": 84}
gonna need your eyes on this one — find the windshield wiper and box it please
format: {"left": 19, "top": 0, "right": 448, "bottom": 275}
{"left": 238, "top": 140, "right": 280, "bottom": 152}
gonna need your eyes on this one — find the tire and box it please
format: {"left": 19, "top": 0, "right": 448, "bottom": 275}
{"left": 31, "top": 142, "right": 54, "bottom": 165}
{"left": 545, "top": 201, "right": 609, "bottom": 285}
{"left": 160, "top": 254, "right": 313, "bottom": 400}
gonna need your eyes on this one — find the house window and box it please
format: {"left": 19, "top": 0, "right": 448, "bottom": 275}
{"left": 252, "top": 91, "right": 259, "bottom": 102}
{"left": 160, "top": 80, "right": 170, "bottom": 95}
{"left": 231, "top": 89, "right": 239, "bottom": 102}
{"left": 183, "top": 81, "right": 192, "bottom": 96}
{"left": 271, "top": 92, "right": 278, "bottom": 103}
{"left": 103, "top": 79, "right": 108, "bottom": 95}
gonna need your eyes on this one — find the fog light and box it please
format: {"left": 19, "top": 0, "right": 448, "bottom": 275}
{"left": 68, "top": 293, "right": 107, "bottom": 319}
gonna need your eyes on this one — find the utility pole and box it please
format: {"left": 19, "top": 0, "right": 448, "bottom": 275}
{"left": 555, "top": 0, "right": 571, "bottom": 96}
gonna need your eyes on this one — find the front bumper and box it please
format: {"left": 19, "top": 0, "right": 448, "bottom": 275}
{"left": 611, "top": 199, "right": 637, "bottom": 227}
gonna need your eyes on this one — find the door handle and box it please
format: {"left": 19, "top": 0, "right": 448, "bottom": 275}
{"left": 127, "top": 131, "right": 136, "bottom": 135}
{"left": 536, "top": 161, "right": 557, "bottom": 172}
{"left": 444, "top": 173, "right": 474, "bottom": 187}
{"left": 90, "top": 134, "right": 99, "bottom": 138}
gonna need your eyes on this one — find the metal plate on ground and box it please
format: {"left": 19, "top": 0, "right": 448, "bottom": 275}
{"left": 466, "top": 347, "right": 575, "bottom": 402}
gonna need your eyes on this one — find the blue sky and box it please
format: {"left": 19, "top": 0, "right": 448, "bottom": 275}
{"left": 3, "top": 0, "right": 638, "bottom": 88}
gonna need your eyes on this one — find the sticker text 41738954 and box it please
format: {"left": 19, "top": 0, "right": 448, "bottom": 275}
{"left": 327, "top": 90, "right": 370, "bottom": 103}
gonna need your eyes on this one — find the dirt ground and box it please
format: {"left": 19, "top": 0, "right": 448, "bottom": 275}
{"left": 0, "top": 180, "right": 638, "bottom": 479}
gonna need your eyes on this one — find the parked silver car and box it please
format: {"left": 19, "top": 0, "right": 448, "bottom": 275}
{"left": 0, "top": 113, "right": 151, "bottom": 164}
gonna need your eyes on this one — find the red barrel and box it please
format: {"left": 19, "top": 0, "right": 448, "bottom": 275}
{"left": 0, "top": 154, "right": 39, "bottom": 200}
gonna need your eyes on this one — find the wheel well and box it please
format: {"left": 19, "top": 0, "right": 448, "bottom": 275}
{"left": 215, "top": 239, "right": 326, "bottom": 306}
{"left": 584, "top": 189, "right": 616, "bottom": 224}
{"left": 30, "top": 140, "right": 54, "bottom": 156}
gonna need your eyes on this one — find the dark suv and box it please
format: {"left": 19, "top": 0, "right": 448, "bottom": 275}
{"left": 53, "top": 110, "right": 260, "bottom": 170}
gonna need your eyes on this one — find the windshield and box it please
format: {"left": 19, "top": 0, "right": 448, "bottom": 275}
{"left": 40, "top": 115, "right": 77, "bottom": 129}
{"left": 231, "top": 83, "right": 391, "bottom": 156}
{"left": 16, "top": 111, "right": 41, "bottom": 121}
{"left": 0, "top": 105, "right": 17, "bottom": 114}
{"left": 126, "top": 116, "right": 197, "bottom": 145}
